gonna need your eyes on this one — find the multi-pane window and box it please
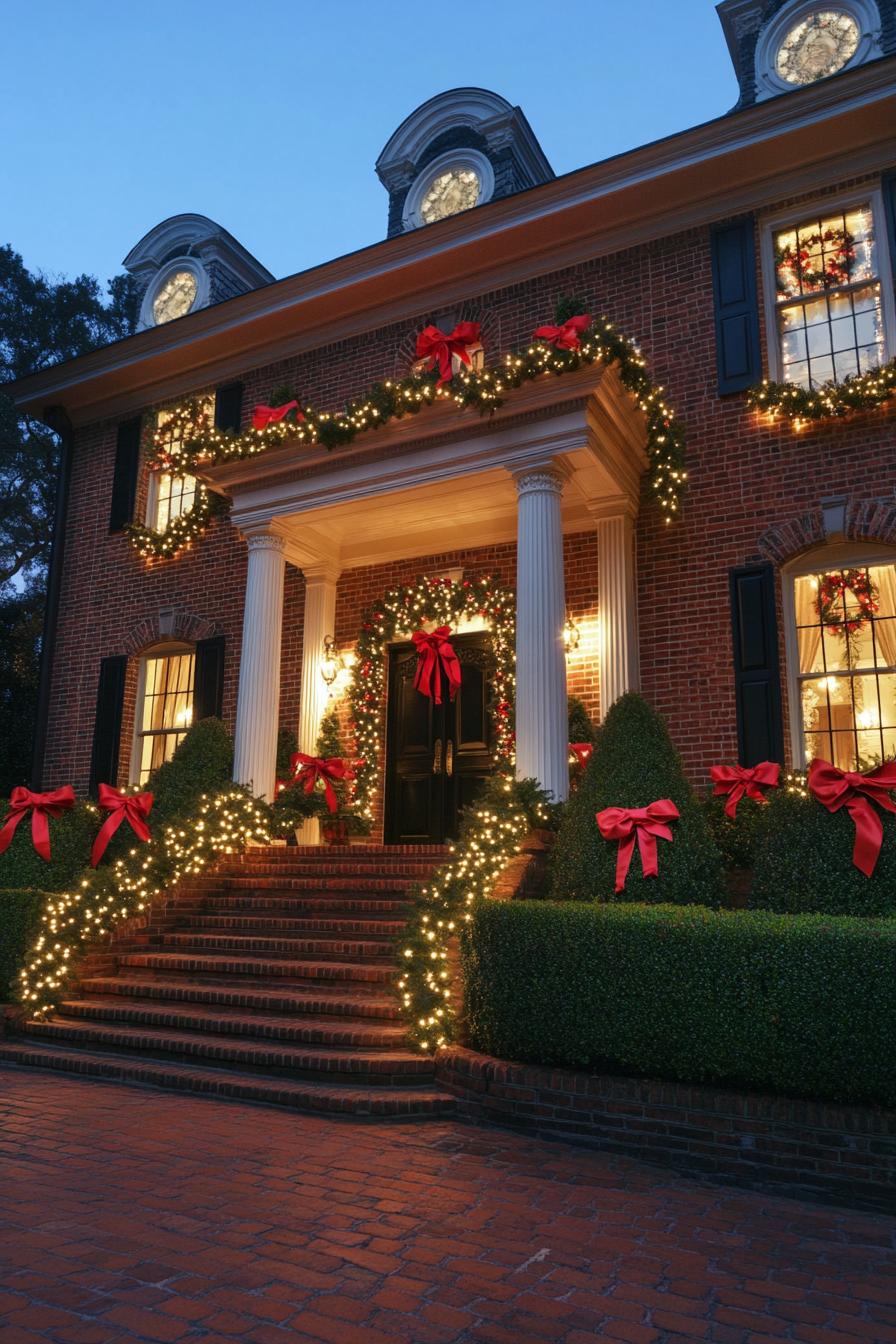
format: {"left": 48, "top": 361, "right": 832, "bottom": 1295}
{"left": 794, "top": 563, "right": 896, "bottom": 771}
{"left": 151, "top": 471, "right": 197, "bottom": 531}
{"left": 772, "top": 202, "right": 884, "bottom": 388}
{"left": 134, "top": 652, "right": 195, "bottom": 784}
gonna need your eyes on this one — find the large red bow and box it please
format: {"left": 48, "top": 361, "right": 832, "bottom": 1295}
{"left": 252, "top": 400, "right": 304, "bottom": 430}
{"left": 290, "top": 754, "right": 355, "bottom": 814}
{"left": 710, "top": 761, "right": 780, "bottom": 819}
{"left": 569, "top": 742, "right": 593, "bottom": 769}
{"left": 0, "top": 785, "right": 75, "bottom": 862}
{"left": 596, "top": 800, "right": 680, "bottom": 893}
{"left": 415, "top": 322, "right": 481, "bottom": 387}
{"left": 91, "top": 784, "right": 153, "bottom": 868}
{"left": 808, "top": 758, "right": 896, "bottom": 876}
{"left": 412, "top": 627, "right": 462, "bottom": 705}
{"left": 533, "top": 314, "right": 591, "bottom": 351}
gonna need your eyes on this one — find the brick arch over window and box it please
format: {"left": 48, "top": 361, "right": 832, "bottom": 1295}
{"left": 120, "top": 610, "right": 218, "bottom": 657}
{"left": 758, "top": 500, "right": 896, "bottom": 566}
{"left": 393, "top": 304, "right": 500, "bottom": 379}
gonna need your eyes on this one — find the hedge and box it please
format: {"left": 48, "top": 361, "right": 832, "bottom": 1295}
{"left": 0, "top": 890, "right": 46, "bottom": 1000}
{"left": 462, "top": 900, "right": 896, "bottom": 1106}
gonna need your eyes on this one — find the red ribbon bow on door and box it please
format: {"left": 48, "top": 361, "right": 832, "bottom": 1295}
{"left": 532, "top": 314, "right": 592, "bottom": 351}
{"left": 569, "top": 742, "right": 593, "bottom": 769}
{"left": 251, "top": 400, "right": 304, "bottom": 430}
{"left": 0, "top": 785, "right": 76, "bottom": 862}
{"left": 710, "top": 761, "right": 780, "bottom": 819}
{"left": 90, "top": 784, "right": 154, "bottom": 868}
{"left": 412, "top": 627, "right": 462, "bottom": 705}
{"left": 596, "top": 800, "right": 680, "bottom": 893}
{"left": 290, "top": 754, "right": 355, "bottom": 814}
{"left": 808, "top": 758, "right": 896, "bottom": 876}
{"left": 415, "top": 322, "right": 481, "bottom": 386}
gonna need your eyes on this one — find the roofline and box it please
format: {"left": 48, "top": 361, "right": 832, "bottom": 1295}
{"left": 12, "top": 55, "right": 896, "bottom": 425}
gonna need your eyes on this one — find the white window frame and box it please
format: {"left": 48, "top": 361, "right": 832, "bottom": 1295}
{"left": 782, "top": 540, "right": 896, "bottom": 768}
{"left": 138, "top": 256, "right": 209, "bottom": 330}
{"left": 760, "top": 184, "right": 896, "bottom": 385}
{"left": 145, "top": 469, "right": 198, "bottom": 531}
{"left": 402, "top": 148, "right": 495, "bottom": 232}
{"left": 753, "top": 0, "right": 882, "bottom": 102}
{"left": 129, "top": 643, "right": 196, "bottom": 785}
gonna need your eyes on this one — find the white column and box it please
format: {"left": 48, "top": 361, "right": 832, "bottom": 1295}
{"left": 233, "top": 530, "right": 286, "bottom": 802}
{"left": 595, "top": 510, "right": 639, "bottom": 712}
{"left": 514, "top": 466, "right": 569, "bottom": 801}
{"left": 295, "top": 564, "right": 341, "bottom": 846}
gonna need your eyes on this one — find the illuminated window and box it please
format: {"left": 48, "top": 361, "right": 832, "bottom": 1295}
{"left": 791, "top": 560, "right": 896, "bottom": 771}
{"left": 132, "top": 649, "right": 195, "bottom": 784}
{"left": 765, "top": 195, "right": 893, "bottom": 389}
{"left": 147, "top": 400, "right": 211, "bottom": 531}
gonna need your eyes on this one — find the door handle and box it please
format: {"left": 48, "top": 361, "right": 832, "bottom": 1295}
{"left": 445, "top": 740, "right": 454, "bottom": 777}
{"left": 433, "top": 739, "right": 442, "bottom": 774}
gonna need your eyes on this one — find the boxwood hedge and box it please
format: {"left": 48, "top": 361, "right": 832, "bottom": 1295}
{"left": 462, "top": 899, "right": 896, "bottom": 1106}
{"left": 0, "top": 889, "right": 47, "bottom": 1000}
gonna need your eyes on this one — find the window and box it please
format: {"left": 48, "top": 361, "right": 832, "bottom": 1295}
{"left": 763, "top": 191, "right": 896, "bottom": 390}
{"left": 146, "top": 400, "right": 211, "bottom": 531}
{"left": 132, "top": 650, "right": 195, "bottom": 784}
{"left": 789, "top": 558, "right": 896, "bottom": 771}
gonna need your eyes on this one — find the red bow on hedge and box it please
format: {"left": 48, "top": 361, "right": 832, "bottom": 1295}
{"left": 290, "top": 754, "right": 355, "bottom": 814}
{"left": 251, "top": 400, "right": 304, "bottom": 430}
{"left": 0, "top": 785, "right": 75, "bottom": 862}
{"left": 596, "top": 800, "right": 679, "bottom": 893}
{"left": 533, "top": 314, "right": 591, "bottom": 351}
{"left": 91, "top": 784, "right": 154, "bottom": 868}
{"left": 710, "top": 761, "right": 780, "bottom": 819}
{"left": 808, "top": 758, "right": 896, "bottom": 876}
{"left": 569, "top": 742, "right": 593, "bottom": 769}
{"left": 412, "top": 626, "right": 462, "bottom": 705}
{"left": 415, "top": 322, "right": 481, "bottom": 386}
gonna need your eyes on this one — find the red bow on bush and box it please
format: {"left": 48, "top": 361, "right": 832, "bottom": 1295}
{"left": 710, "top": 761, "right": 780, "bottom": 819}
{"left": 808, "top": 759, "right": 896, "bottom": 876}
{"left": 569, "top": 742, "right": 593, "bottom": 769}
{"left": 412, "top": 627, "right": 462, "bottom": 705}
{"left": 91, "top": 784, "right": 154, "bottom": 868}
{"left": 596, "top": 800, "right": 679, "bottom": 893}
{"left": 290, "top": 754, "right": 355, "bottom": 814}
{"left": 251, "top": 400, "right": 304, "bottom": 430}
{"left": 533, "top": 314, "right": 591, "bottom": 351}
{"left": 0, "top": 785, "right": 75, "bottom": 862}
{"left": 415, "top": 322, "right": 481, "bottom": 386}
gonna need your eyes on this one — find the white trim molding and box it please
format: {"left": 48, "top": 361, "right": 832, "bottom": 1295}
{"left": 138, "top": 257, "right": 209, "bottom": 332}
{"left": 402, "top": 149, "right": 495, "bottom": 232}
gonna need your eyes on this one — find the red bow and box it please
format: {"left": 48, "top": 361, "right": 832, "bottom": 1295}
{"left": 808, "top": 759, "right": 896, "bottom": 876}
{"left": 569, "top": 742, "right": 593, "bottom": 769}
{"left": 415, "top": 322, "right": 481, "bottom": 386}
{"left": 533, "top": 314, "right": 591, "bottom": 351}
{"left": 710, "top": 761, "right": 780, "bottom": 819}
{"left": 596, "top": 800, "right": 680, "bottom": 893}
{"left": 0, "top": 785, "right": 76, "bottom": 862}
{"left": 290, "top": 754, "right": 355, "bottom": 814}
{"left": 91, "top": 784, "right": 153, "bottom": 868}
{"left": 252, "top": 401, "right": 304, "bottom": 430}
{"left": 412, "top": 627, "right": 462, "bottom": 705}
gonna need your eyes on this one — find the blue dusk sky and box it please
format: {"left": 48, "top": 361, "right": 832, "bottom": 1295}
{"left": 3, "top": 0, "right": 738, "bottom": 290}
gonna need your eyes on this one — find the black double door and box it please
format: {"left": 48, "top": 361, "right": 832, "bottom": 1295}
{"left": 384, "top": 631, "right": 494, "bottom": 844}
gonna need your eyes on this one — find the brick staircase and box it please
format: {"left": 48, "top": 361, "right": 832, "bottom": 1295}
{"left": 0, "top": 845, "right": 457, "bottom": 1118}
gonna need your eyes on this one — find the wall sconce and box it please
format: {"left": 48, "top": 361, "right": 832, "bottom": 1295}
{"left": 320, "top": 635, "right": 342, "bottom": 686}
{"left": 562, "top": 615, "right": 580, "bottom": 654}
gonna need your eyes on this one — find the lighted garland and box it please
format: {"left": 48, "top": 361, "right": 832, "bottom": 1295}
{"left": 348, "top": 575, "right": 516, "bottom": 822}
{"left": 18, "top": 788, "right": 270, "bottom": 1017}
{"left": 748, "top": 358, "right": 896, "bottom": 428}
{"left": 816, "top": 568, "right": 879, "bottom": 635}
{"left": 775, "top": 226, "right": 855, "bottom": 293}
{"left": 131, "top": 315, "right": 687, "bottom": 558}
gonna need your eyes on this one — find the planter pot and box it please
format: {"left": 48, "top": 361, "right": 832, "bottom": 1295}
{"left": 321, "top": 818, "right": 349, "bottom": 846}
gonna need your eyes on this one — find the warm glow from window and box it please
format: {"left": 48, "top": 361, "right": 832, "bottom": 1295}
{"left": 134, "top": 652, "right": 195, "bottom": 783}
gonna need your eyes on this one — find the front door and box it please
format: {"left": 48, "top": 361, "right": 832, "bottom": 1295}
{"left": 384, "top": 631, "right": 494, "bottom": 844}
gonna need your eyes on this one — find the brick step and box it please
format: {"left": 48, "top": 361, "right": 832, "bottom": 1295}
{"left": 81, "top": 975, "right": 403, "bottom": 1020}
{"left": 0, "top": 1042, "right": 455, "bottom": 1117}
{"left": 117, "top": 951, "right": 396, "bottom": 986}
{"left": 195, "top": 876, "right": 422, "bottom": 892}
{"left": 157, "top": 932, "right": 395, "bottom": 961}
{"left": 173, "top": 896, "right": 413, "bottom": 917}
{"left": 22, "top": 1017, "right": 431, "bottom": 1084}
{"left": 236, "top": 845, "right": 449, "bottom": 860}
{"left": 55, "top": 997, "right": 410, "bottom": 1048}
{"left": 223, "top": 857, "right": 443, "bottom": 875}
{"left": 166, "top": 915, "right": 406, "bottom": 937}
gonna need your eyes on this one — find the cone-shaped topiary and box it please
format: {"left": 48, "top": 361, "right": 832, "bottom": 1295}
{"left": 551, "top": 692, "right": 724, "bottom": 904}
{"left": 148, "top": 717, "right": 235, "bottom": 825}
{"left": 567, "top": 695, "right": 596, "bottom": 745}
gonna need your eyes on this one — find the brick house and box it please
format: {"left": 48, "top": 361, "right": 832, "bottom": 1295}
{"left": 11, "top": 0, "right": 896, "bottom": 847}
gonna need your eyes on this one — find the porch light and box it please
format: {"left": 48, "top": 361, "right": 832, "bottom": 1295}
{"left": 321, "top": 636, "right": 341, "bottom": 686}
{"left": 562, "top": 615, "right": 580, "bottom": 654}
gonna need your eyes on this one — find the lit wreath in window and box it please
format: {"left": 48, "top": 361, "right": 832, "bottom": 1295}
{"left": 815, "top": 568, "right": 879, "bottom": 635}
{"left": 775, "top": 225, "right": 855, "bottom": 293}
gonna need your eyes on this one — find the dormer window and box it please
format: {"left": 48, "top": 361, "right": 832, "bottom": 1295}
{"left": 140, "top": 258, "right": 208, "bottom": 329}
{"left": 402, "top": 149, "right": 495, "bottom": 231}
{"left": 774, "top": 10, "right": 860, "bottom": 83}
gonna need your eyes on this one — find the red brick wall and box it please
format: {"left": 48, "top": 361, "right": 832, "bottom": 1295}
{"left": 42, "top": 172, "right": 895, "bottom": 793}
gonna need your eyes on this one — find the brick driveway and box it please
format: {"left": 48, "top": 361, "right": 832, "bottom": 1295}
{"left": 1, "top": 1073, "right": 894, "bottom": 1344}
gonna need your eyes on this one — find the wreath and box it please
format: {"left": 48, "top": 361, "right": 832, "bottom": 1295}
{"left": 776, "top": 226, "right": 855, "bottom": 294}
{"left": 815, "top": 569, "right": 879, "bottom": 635}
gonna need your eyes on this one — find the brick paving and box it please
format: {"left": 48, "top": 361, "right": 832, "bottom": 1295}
{"left": 1, "top": 1073, "right": 895, "bottom": 1343}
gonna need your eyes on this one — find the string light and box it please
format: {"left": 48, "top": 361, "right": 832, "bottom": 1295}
{"left": 748, "top": 358, "right": 896, "bottom": 428}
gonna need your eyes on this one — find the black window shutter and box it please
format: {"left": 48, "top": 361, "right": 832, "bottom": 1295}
{"left": 710, "top": 216, "right": 761, "bottom": 395}
{"left": 882, "top": 171, "right": 896, "bottom": 289}
{"left": 193, "top": 635, "right": 225, "bottom": 721}
{"left": 108, "top": 417, "right": 142, "bottom": 533}
{"left": 215, "top": 382, "right": 243, "bottom": 433}
{"left": 88, "top": 655, "right": 127, "bottom": 794}
{"left": 729, "top": 564, "right": 784, "bottom": 766}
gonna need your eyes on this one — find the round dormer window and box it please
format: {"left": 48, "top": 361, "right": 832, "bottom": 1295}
{"left": 403, "top": 149, "right": 495, "bottom": 231}
{"left": 153, "top": 269, "right": 198, "bottom": 324}
{"left": 754, "top": 0, "right": 880, "bottom": 100}
{"left": 139, "top": 257, "right": 209, "bottom": 329}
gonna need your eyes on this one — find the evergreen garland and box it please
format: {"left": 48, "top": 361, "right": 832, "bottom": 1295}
{"left": 748, "top": 359, "right": 896, "bottom": 427}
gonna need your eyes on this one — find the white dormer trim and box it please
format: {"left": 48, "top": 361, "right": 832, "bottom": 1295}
{"left": 138, "top": 256, "right": 209, "bottom": 331}
{"left": 754, "top": 0, "right": 882, "bottom": 102}
{"left": 401, "top": 148, "right": 496, "bottom": 232}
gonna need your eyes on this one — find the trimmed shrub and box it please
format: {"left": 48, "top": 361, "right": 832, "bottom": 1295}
{"left": 704, "top": 792, "right": 773, "bottom": 870}
{"left": 462, "top": 899, "right": 896, "bottom": 1106}
{"left": 147, "top": 717, "right": 234, "bottom": 826}
{"left": 0, "top": 889, "right": 47, "bottom": 999}
{"left": 0, "top": 805, "right": 104, "bottom": 893}
{"left": 751, "top": 786, "right": 896, "bottom": 916}
{"left": 567, "top": 695, "right": 596, "bottom": 745}
{"left": 551, "top": 693, "right": 723, "bottom": 905}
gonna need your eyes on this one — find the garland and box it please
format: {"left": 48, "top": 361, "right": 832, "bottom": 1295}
{"left": 747, "top": 359, "right": 896, "bottom": 428}
{"left": 775, "top": 226, "right": 855, "bottom": 294}
{"left": 349, "top": 575, "right": 516, "bottom": 820}
{"left": 130, "top": 311, "right": 686, "bottom": 558}
{"left": 127, "top": 400, "right": 226, "bottom": 559}
{"left": 816, "top": 569, "right": 879, "bottom": 636}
